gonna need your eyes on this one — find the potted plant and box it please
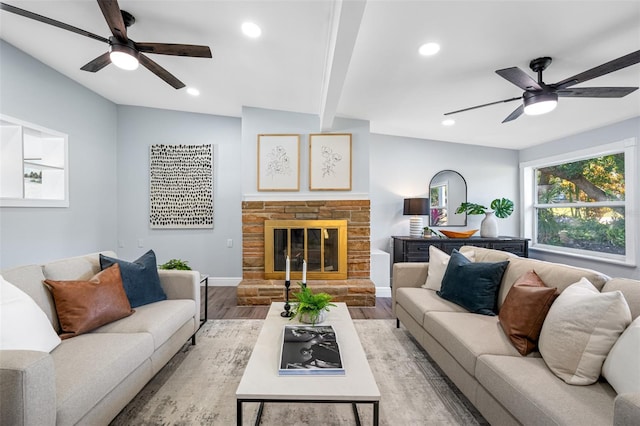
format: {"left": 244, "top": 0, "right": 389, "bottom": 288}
{"left": 291, "top": 283, "right": 336, "bottom": 325}
{"left": 159, "top": 259, "right": 192, "bottom": 270}
{"left": 456, "top": 198, "right": 514, "bottom": 237}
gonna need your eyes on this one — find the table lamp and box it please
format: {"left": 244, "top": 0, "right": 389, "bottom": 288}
{"left": 404, "top": 198, "right": 429, "bottom": 237}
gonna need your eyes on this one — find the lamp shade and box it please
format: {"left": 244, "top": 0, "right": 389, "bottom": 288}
{"left": 403, "top": 198, "right": 430, "bottom": 216}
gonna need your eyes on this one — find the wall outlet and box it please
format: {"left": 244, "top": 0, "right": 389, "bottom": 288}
{"left": 226, "top": 239, "right": 233, "bottom": 248}
{"left": 137, "top": 239, "right": 144, "bottom": 248}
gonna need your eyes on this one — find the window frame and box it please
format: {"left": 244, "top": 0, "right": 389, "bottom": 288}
{"left": 520, "top": 138, "right": 636, "bottom": 266}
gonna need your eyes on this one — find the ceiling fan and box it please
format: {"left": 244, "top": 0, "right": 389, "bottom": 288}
{"left": 444, "top": 50, "right": 640, "bottom": 123}
{"left": 0, "top": 0, "right": 212, "bottom": 89}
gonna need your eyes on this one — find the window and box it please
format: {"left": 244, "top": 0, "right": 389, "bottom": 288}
{"left": 0, "top": 115, "right": 68, "bottom": 207}
{"left": 521, "top": 138, "right": 636, "bottom": 265}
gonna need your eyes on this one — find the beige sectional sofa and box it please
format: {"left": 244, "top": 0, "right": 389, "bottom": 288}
{"left": 392, "top": 246, "right": 640, "bottom": 426}
{"left": 0, "top": 251, "right": 200, "bottom": 426}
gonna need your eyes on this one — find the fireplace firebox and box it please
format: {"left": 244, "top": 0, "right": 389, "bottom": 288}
{"left": 264, "top": 219, "right": 347, "bottom": 280}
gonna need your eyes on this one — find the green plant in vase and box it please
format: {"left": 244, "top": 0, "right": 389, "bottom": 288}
{"left": 291, "top": 283, "right": 336, "bottom": 325}
{"left": 159, "top": 259, "right": 192, "bottom": 270}
{"left": 456, "top": 198, "right": 514, "bottom": 238}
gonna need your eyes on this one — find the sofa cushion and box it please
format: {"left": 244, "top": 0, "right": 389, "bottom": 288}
{"left": 423, "top": 311, "right": 522, "bottom": 376}
{"left": 0, "top": 275, "right": 61, "bottom": 352}
{"left": 602, "top": 277, "right": 640, "bottom": 320}
{"left": 45, "top": 264, "right": 134, "bottom": 339}
{"left": 52, "top": 332, "right": 154, "bottom": 426}
{"left": 497, "top": 256, "right": 609, "bottom": 309}
{"left": 396, "top": 287, "right": 467, "bottom": 326}
{"left": 423, "top": 246, "right": 475, "bottom": 291}
{"left": 539, "top": 277, "right": 631, "bottom": 385}
{"left": 476, "top": 355, "right": 616, "bottom": 426}
{"left": 437, "top": 250, "right": 508, "bottom": 316}
{"left": 498, "top": 270, "right": 558, "bottom": 355}
{"left": 93, "top": 299, "right": 195, "bottom": 350}
{"left": 100, "top": 250, "right": 166, "bottom": 308}
{"left": 1, "top": 264, "right": 60, "bottom": 331}
{"left": 43, "top": 252, "right": 115, "bottom": 281}
{"left": 602, "top": 316, "right": 640, "bottom": 395}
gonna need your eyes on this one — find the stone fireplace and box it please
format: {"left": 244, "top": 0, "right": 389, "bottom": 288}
{"left": 237, "top": 200, "right": 375, "bottom": 306}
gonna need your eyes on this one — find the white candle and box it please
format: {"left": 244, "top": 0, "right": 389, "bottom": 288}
{"left": 302, "top": 259, "right": 307, "bottom": 284}
{"left": 285, "top": 255, "right": 290, "bottom": 281}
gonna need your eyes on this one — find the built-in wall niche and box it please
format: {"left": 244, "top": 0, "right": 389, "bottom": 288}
{"left": 0, "top": 115, "right": 68, "bottom": 207}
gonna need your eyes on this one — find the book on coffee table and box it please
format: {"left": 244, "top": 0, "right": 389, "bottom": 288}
{"left": 278, "top": 325, "right": 345, "bottom": 376}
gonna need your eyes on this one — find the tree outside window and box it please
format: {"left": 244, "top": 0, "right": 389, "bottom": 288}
{"left": 535, "top": 153, "right": 625, "bottom": 255}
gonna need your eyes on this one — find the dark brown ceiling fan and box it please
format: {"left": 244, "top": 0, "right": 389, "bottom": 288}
{"left": 0, "top": 0, "right": 212, "bottom": 89}
{"left": 444, "top": 50, "right": 640, "bottom": 123}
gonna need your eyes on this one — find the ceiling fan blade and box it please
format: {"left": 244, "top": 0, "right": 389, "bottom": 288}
{"left": 444, "top": 97, "right": 521, "bottom": 116}
{"left": 139, "top": 54, "right": 185, "bottom": 89}
{"left": 502, "top": 105, "right": 524, "bottom": 123}
{"left": 97, "top": 0, "right": 128, "bottom": 41}
{"left": 557, "top": 87, "right": 639, "bottom": 98}
{"left": 496, "top": 67, "right": 542, "bottom": 91}
{"left": 0, "top": 2, "right": 109, "bottom": 44}
{"left": 136, "top": 42, "right": 212, "bottom": 58}
{"left": 80, "top": 52, "right": 111, "bottom": 72}
{"left": 554, "top": 50, "right": 640, "bottom": 90}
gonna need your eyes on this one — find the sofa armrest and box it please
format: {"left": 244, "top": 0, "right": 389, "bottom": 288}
{"left": 158, "top": 270, "right": 201, "bottom": 321}
{"left": 392, "top": 262, "right": 429, "bottom": 303}
{"left": 614, "top": 393, "right": 640, "bottom": 425}
{"left": 0, "top": 350, "right": 56, "bottom": 426}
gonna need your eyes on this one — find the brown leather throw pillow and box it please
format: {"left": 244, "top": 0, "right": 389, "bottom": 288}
{"left": 499, "top": 270, "right": 558, "bottom": 355}
{"left": 45, "top": 263, "right": 134, "bottom": 339}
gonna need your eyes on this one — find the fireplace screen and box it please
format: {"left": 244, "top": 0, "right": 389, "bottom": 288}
{"left": 265, "top": 220, "right": 347, "bottom": 280}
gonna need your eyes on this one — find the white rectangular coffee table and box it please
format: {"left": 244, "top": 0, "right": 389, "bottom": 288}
{"left": 236, "top": 302, "right": 380, "bottom": 425}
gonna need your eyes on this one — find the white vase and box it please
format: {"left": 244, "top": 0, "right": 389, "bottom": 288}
{"left": 299, "top": 310, "right": 327, "bottom": 325}
{"left": 480, "top": 211, "right": 499, "bottom": 238}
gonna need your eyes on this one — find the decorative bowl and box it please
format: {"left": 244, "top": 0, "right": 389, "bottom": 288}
{"left": 439, "top": 229, "right": 478, "bottom": 239}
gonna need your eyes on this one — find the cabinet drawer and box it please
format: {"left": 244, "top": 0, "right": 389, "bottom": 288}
{"left": 441, "top": 241, "right": 489, "bottom": 254}
{"left": 491, "top": 242, "right": 526, "bottom": 256}
{"left": 405, "top": 242, "right": 433, "bottom": 254}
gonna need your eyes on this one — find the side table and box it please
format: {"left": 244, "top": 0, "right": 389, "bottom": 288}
{"left": 199, "top": 274, "right": 209, "bottom": 329}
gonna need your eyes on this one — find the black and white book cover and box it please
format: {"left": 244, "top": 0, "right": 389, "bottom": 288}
{"left": 278, "top": 325, "right": 345, "bottom": 375}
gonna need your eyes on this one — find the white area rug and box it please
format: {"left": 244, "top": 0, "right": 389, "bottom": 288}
{"left": 111, "top": 319, "right": 487, "bottom": 425}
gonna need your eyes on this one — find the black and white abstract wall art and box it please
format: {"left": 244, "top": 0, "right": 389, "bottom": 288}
{"left": 149, "top": 144, "right": 213, "bottom": 229}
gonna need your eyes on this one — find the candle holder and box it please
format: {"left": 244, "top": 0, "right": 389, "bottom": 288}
{"left": 281, "top": 280, "right": 293, "bottom": 317}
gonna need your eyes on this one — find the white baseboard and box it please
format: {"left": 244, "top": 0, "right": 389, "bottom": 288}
{"left": 376, "top": 287, "right": 391, "bottom": 298}
{"left": 202, "top": 277, "right": 242, "bottom": 286}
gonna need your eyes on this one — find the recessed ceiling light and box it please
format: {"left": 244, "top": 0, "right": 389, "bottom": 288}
{"left": 442, "top": 119, "right": 455, "bottom": 126}
{"left": 419, "top": 42, "right": 440, "bottom": 56}
{"left": 242, "top": 22, "right": 261, "bottom": 38}
{"left": 186, "top": 87, "right": 200, "bottom": 96}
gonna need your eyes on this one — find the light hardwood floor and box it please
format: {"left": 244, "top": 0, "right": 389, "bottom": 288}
{"left": 201, "top": 286, "right": 393, "bottom": 320}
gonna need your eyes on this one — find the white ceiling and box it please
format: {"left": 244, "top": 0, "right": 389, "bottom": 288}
{"left": 1, "top": 0, "right": 639, "bottom": 150}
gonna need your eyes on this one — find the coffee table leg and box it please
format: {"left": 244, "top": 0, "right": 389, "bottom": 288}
{"left": 236, "top": 400, "right": 242, "bottom": 426}
{"left": 352, "top": 402, "right": 362, "bottom": 426}
{"left": 373, "top": 401, "right": 379, "bottom": 426}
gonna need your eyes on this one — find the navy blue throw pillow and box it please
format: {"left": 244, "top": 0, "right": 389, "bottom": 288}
{"left": 99, "top": 250, "right": 166, "bottom": 308}
{"left": 437, "top": 250, "right": 508, "bottom": 316}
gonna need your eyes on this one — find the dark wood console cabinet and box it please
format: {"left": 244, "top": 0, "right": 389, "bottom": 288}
{"left": 392, "top": 236, "right": 529, "bottom": 263}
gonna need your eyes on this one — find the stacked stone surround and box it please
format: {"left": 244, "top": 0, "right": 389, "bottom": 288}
{"left": 238, "top": 200, "right": 375, "bottom": 306}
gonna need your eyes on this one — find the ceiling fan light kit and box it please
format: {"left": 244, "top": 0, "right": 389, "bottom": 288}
{"left": 109, "top": 41, "right": 139, "bottom": 70}
{"left": 523, "top": 91, "right": 558, "bottom": 116}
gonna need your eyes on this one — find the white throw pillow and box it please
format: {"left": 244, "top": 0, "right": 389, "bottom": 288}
{"left": 602, "top": 316, "right": 640, "bottom": 394}
{"left": 538, "top": 277, "right": 631, "bottom": 385}
{"left": 0, "top": 274, "right": 61, "bottom": 352}
{"left": 423, "top": 246, "right": 475, "bottom": 291}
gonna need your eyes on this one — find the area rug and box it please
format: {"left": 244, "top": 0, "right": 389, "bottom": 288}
{"left": 110, "top": 320, "right": 488, "bottom": 425}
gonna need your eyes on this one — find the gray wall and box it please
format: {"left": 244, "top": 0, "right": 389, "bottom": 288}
{"left": 369, "top": 133, "right": 520, "bottom": 253}
{"left": 116, "top": 106, "right": 242, "bottom": 280}
{"left": 0, "top": 40, "right": 118, "bottom": 268}
{"left": 519, "top": 117, "right": 640, "bottom": 279}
